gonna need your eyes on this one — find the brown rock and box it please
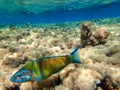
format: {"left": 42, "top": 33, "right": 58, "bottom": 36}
{"left": 80, "top": 22, "right": 92, "bottom": 47}
{"left": 80, "top": 22, "right": 110, "bottom": 47}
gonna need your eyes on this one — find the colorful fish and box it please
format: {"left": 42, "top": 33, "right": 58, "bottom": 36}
{"left": 10, "top": 46, "right": 82, "bottom": 83}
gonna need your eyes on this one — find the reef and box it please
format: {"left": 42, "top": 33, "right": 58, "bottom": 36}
{"left": 80, "top": 22, "right": 110, "bottom": 47}
{"left": 0, "top": 21, "right": 120, "bottom": 90}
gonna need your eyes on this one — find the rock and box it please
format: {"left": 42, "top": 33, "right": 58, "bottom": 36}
{"left": 59, "top": 43, "right": 67, "bottom": 50}
{"left": 96, "top": 76, "right": 120, "bottom": 90}
{"left": 2, "top": 55, "right": 28, "bottom": 67}
{"left": 20, "top": 82, "right": 33, "bottom": 90}
{"left": 0, "top": 22, "right": 120, "bottom": 90}
{"left": 0, "top": 76, "right": 5, "bottom": 82}
{"left": 51, "top": 32, "right": 55, "bottom": 36}
{"left": 80, "top": 22, "right": 92, "bottom": 47}
{"left": 56, "top": 68, "right": 102, "bottom": 90}
{"left": 7, "top": 46, "right": 19, "bottom": 52}
{"left": 3, "top": 86, "right": 20, "bottom": 90}
{"left": 92, "top": 27, "right": 110, "bottom": 45}
{"left": 50, "top": 46, "right": 61, "bottom": 54}
{"left": 80, "top": 22, "right": 110, "bottom": 47}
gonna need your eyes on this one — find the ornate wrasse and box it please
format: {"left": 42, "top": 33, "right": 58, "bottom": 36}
{"left": 10, "top": 46, "right": 82, "bottom": 82}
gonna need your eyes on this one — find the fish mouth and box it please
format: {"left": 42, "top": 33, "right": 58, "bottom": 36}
{"left": 10, "top": 68, "right": 32, "bottom": 83}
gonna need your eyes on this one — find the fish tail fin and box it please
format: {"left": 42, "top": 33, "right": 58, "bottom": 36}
{"left": 71, "top": 46, "right": 82, "bottom": 63}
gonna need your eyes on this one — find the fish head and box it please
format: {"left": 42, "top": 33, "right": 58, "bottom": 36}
{"left": 10, "top": 68, "right": 32, "bottom": 83}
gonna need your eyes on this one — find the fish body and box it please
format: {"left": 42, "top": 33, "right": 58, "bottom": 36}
{"left": 10, "top": 46, "right": 81, "bottom": 82}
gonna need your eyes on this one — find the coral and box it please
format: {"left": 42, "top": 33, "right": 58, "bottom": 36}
{"left": 55, "top": 68, "right": 102, "bottom": 90}
{"left": 80, "top": 22, "right": 110, "bottom": 47}
{"left": 80, "top": 22, "right": 92, "bottom": 47}
{"left": 0, "top": 22, "right": 120, "bottom": 90}
{"left": 0, "top": 42, "right": 8, "bottom": 48}
{"left": 3, "top": 85, "right": 20, "bottom": 90}
{"left": 7, "top": 45, "right": 19, "bottom": 53}
{"left": 50, "top": 46, "right": 62, "bottom": 55}
{"left": 2, "top": 54, "right": 28, "bottom": 68}
{"left": 20, "top": 82, "right": 33, "bottom": 90}
{"left": 59, "top": 43, "right": 67, "bottom": 50}
{"left": 96, "top": 76, "right": 120, "bottom": 90}
{"left": 91, "top": 27, "right": 110, "bottom": 45}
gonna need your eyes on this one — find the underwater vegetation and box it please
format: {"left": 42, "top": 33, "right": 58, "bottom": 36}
{"left": 0, "top": 20, "right": 120, "bottom": 90}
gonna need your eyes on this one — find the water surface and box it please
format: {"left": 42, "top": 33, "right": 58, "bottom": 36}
{"left": 0, "top": 0, "right": 120, "bottom": 24}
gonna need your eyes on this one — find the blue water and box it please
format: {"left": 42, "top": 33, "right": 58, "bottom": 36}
{"left": 0, "top": 0, "right": 120, "bottom": 24}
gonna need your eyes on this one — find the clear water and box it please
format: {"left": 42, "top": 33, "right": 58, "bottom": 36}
{"left": 0, "top": 0, "right": 120, "bottom": 24}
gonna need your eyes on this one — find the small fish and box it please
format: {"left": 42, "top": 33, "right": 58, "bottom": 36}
{"left": 10, "top": 46, "right": 82, "bottom": 83}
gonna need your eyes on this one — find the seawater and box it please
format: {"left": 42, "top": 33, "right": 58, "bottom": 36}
{"left": 0, "top": 0, "right": 120, "bottom": 24}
